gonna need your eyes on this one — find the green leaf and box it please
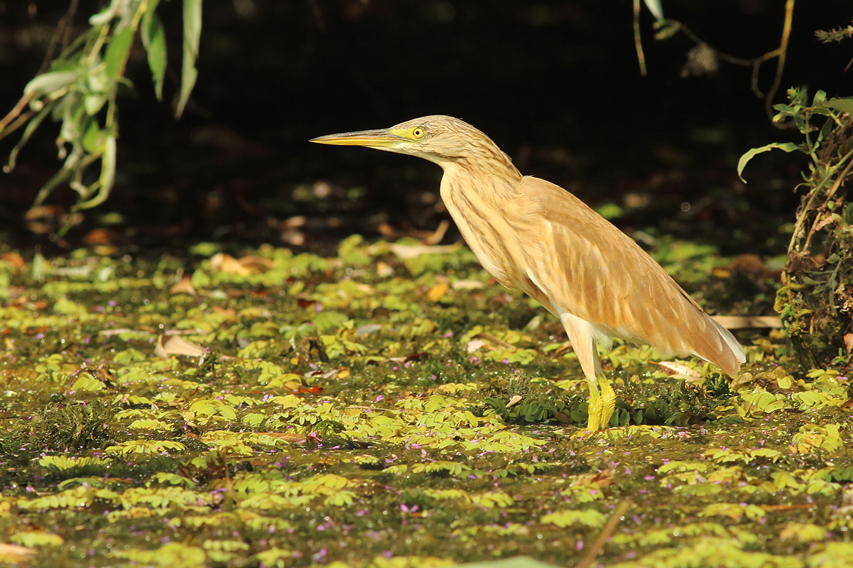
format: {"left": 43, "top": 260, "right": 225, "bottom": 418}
{"left": 81, "top": 118, "right": 102, "bottom": 154}
{"left": 87, "top": 64, "right": 109, "bottom": 94}
{"left": 643, "top": 0, "right": 664, "bottom": 21}
{"left": 78, "top": 135, "right": 116, "bottom": 210}
{"left": 84, "top": 93, "right": 107, "bottom": 115}
{"left": 737, "top": 142, "right": 803, "bottom": 182}
{"left": 89, "top": 1, "right": 118, "bottom": 26}
{"left": 596, "top": 202, "right": 624, "bottom": 220}
{"left": 312, "top": 310, "right": 349, "bottom": 333}
{"left": 142, "top": 9, "right": 167, "bottom": 101}
{"left": 129, "top": 419, "right": 171, "bottom": 430}
{"left": 827, "top": 98, "right": 853, "bottom": 115}
{"left": 653, "top": 19, "right": 680, "bottom": 41}
{"left": 817, "top": 115, "right": 834, "bottom": 146}
{"left": 541, "top": 508, "right": 607, "bottom": 528}
{"left": 176, "top": 0, "right": 202, "bottom": 118}
{"left": 71, "top": 376, "right": 107, "bottom": 392}
{"left": 24, "top": 71, "right": 80, "bottom": 98}
{"left": 11, "top": 531, "right": 64, "bottom": 547}
{"left": 145, "top": 0, "right": 162, "bottom": 24}
{"left": 104, "top": 24, "right": 134, "bottom": 80}
{"left": 54, "top": 297, "right": 88, "bottom": 315}
{"left": 844, "top": 203, "right": 853, "bottom": 226}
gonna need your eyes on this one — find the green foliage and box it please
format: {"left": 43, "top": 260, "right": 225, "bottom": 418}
{"left": 53, "top": 297, "right": 88, "bottom": 315}
{"left": 11, "top": 531, "right": 64, "bottom": 547}
{"left": 815, "top": 24, "right": 853, "bottom": 44}
{"left": 2, "top": 239, "right": 853, "bottom": 567}
{"left": 789, "top": 423, "right": 843, "bottom": 454}
{"left": 4, "top": 400, "right": 117, "bottom": 454}
{"left": 647, "top": 236, "right": 722, "bottom": 284}
{"left": 486, "top": 396, "right": 572, "bottom": 425}
{"left": 740, "top": 87, "right": 853, "bottom": 366}
{"left": 253, "top": 548, "right": 294, "bottom": 568}
{"left": 611, "top": 538, "right": 804, "bottom": 568}
{"left": 0, "top": 0, "right": 203, "bottom": 229}
{"left": 541, "top": 508, "right": 607, "bottom": 528}
{"left": 110, "top": 542, "right": 206, "bottom": 568}
{"left": 106, "top": 440, "right": 187, "bottom": 458}
{"left": 338, "top": 234, "right": 373, "bottom": 265}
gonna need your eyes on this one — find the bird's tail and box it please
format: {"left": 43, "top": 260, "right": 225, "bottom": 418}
{"left": 705, "top": 318, "right": 746, "bottom": 376}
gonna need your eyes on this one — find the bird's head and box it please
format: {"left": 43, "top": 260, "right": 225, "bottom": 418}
{"left": 311, "top": 115, "right": 506, "bottom": 167}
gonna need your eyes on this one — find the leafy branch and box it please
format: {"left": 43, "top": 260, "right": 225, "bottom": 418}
{"left": 815, "top": 22, "right": 853, "bottom": 71}
{"left": 634, "top": 0, "right": 796, "bottom": 126}
{"left": 0, "top": 0, "right": 202, "bottom": 236}
{"left": 740, "top": 88, "right": 853, "bottom": 366}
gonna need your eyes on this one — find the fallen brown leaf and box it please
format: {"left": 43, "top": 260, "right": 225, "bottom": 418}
{"left": 155, "top": 335, "right": 206, "bottom": 358}
{"left": 0, "top": 542, "right": 36, "bottom": 562}
{"left": 574, "top": 468, "right": 614, "bottom": 488}
{"left": 376, "top": 261, "right": 395, "bottom": 277}
{"left": 82, "top": 228, "right": 121, "bottom": 245}
{"left": 210, "top": 253, "right": 251, "bottom": 276}
{"left": 238, "top": 256, "right": 274, "bottom": 271}
{"left": 170, "top": 275, "right": 197, "bottom": 296}
{"left": 421, "top": 219, "right": 449, "bottom": 245}
{"left": 256, "top": 432, "right": 308, "bottom": 443}
{"left": 653, "top": 361, "right": 702, "bottom": 380}
{"left": 387, "top": 242, "right": 462, "bottom": 260}
{"left": 506, "top": 395, "right": 523, "bottom": 408}
{"left": 212, "top": 306, "right": 238, "bottom": 318}
{"left": 0, "top": 252, "right": 24, "bottom": 269}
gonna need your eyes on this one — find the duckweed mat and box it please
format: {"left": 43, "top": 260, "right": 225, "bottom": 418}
{"left": 0, "top": 236, "right": 851, "bottom": 568}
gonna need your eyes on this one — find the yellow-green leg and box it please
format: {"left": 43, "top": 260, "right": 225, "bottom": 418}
{"left": 586, "top": 375, "right": 616, "bottom": 431}
{"left": 586, "top": 378, "right": 603, "bottom": 431}
{"left": 598, "top": 374, "right": 616, "bottom": 429}
{"left": 559, "top": 312, "right": 617, "bottom": 431}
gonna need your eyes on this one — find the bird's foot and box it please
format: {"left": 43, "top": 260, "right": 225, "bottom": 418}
{"left": 584, "top": 376, "right": 617, "bottom": 432}
{"left": 570, "top": 428, "right": 597, "bottom": 441}
{"left": 586, "top": 390, "right": 604, "bottom": 432}
{"left": 599, "top": 377, "right": 616, "bottom": 428}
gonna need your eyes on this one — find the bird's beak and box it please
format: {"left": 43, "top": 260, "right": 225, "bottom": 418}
{"left": 310, "top": 128, "right": 406, "bottom": 149}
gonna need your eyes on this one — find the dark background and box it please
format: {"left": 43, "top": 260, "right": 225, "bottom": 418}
{"left": 0, "top": 0, "right": 850, "bottom": 255}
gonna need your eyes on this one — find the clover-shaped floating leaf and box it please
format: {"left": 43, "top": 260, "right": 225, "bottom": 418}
{"left": 540, "top": 508, "right": 607, "bottom": 529}
{"left": 129, "top": 419, "right": 171, "bottom": 431}
{"left": 38, "top": 455, "right": 110, "bottom": 471}
{"left": 698, "top": 502, "right": 766, "bottom": 522}
{"left": 10, "top": 531, "right": 64, "bottom": 548}
{"left": 106, "top": 440, "right": 186, "bottom": 458}
{"left": 789, "top": 424, "right": 843, "bottom": 454}
{"left": 109, "top": 542, "right": 206, "bottom": 568}
{"left": 189, "top": 398, "right": 238, "bottom": 421}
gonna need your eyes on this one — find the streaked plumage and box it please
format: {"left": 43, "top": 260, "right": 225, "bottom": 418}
{"left": 312, "top": 115, "right": 745, "bottom": 430}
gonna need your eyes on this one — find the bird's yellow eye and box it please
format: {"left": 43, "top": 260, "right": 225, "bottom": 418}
{"left": 411, "top": 127, "right": 426, "bottom": 139}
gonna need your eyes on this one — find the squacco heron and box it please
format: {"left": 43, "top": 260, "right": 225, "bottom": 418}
{"left": 311, "top": 115, "right": 745, "bottom": 430}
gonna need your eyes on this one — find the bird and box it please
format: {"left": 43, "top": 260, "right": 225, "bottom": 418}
{"left": 311, "top": 115, "right": 746, "bottom": 431}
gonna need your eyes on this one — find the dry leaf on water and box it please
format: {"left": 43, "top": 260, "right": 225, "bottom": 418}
{"left": 155, "top": 335, "right": 206, "bottom": 358}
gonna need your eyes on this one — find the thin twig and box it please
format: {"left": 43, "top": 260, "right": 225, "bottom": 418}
{"left": 632, "top": 0, "right": 647, "bottom": 77}
{"left": 653, "top": 2, "right": 796, "bottom": 117}
{"left": 0, "top": 93, "right": 34, "bottom": 134}
{"left": 474, "top": 332, "right": 516, "bottom": 350}
{"left": 39, "top": 0, "right": 81, "bottom": 74}
{"left": 767, "top": 0, "right": 795, "bottom": 126}
{"left": 793, "top": 150, "right": 853, "bottom": 251}
{"left": 575, "top": 499, "right": 633, "bottom": 568}
{"left": 0, "top": 105, "right": 36, "bottom": 141}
